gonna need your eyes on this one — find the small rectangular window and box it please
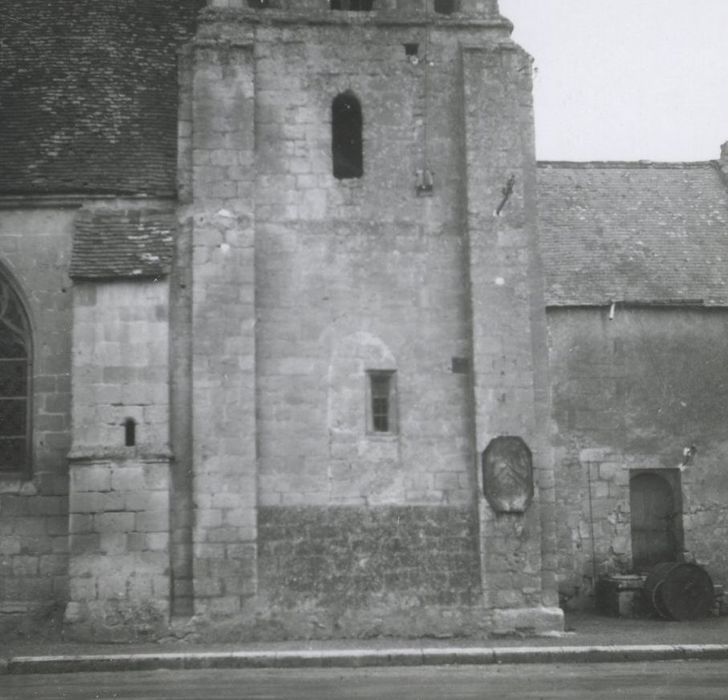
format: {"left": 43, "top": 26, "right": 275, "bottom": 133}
{"left": 434, "top": 0, "right": 457, "bottom": 15}
{"left": 367, "top": 370, "right": 397, "bottom": 434}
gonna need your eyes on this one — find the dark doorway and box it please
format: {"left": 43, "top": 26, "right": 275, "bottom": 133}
{"left": 629, "top": 470, "right": 683, "bottom": 571}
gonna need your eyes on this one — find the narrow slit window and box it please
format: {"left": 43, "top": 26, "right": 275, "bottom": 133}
{"left": 332, "top": 92, "right": 363, "bottom": 179}
{"left": 434, "top": 0, "right": 458, "bottom": 15}
{"left": 331, "top": 0, "right": 374, "bottom": 10}
{"left": 124, "top": 418, "right": 137, "bottom": 447}
{"left": 368, "top": 371, "right": 396, "bottom": 434}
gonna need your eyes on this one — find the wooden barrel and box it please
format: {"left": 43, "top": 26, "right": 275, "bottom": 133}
{"left": 644, "top": 562, "right": 714, "bottom": 621}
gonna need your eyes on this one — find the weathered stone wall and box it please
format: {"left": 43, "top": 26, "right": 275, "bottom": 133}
{"left": 461, "top": 39, "right": 557, "bottom": 619}
{"left": 0, "top": 207, "right": 73, "bottom": 629}
{"left": 248, "top": 17, "right": 484, "bottom": 630}
{"left": 258, "top": 506, "right": 482, "bottom": 637}
{"left": 549, "top": 306, "right": 728, "bottom": 609}
{"left": 166, "top": 6, "right": 561, "bottom": 636}
{"left": 184, "top": 30, "right": 259, "bottom": 619}
{"left": 243, "top": 11, "right": 558, "bottom": 632}
{"left": 65, "top": 457, "right": 171, "bottom": 640}
{"left": 252, "top": 20, "right": 505, "bottom": 512}
{"left": 71, "top": 281, "right": 170, "bottom": 451}
{"left": 66, "top": 278, "right": 172, "bottom": 637}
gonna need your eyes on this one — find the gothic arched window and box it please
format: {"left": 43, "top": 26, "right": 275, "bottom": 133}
{"left": 332, "top": 92, "right": 363, "bottom": 180}
{"left": 0, "top": 273, "right": 31, "bottom": 474}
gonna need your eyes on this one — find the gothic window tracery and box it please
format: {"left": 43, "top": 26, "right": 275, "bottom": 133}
{"left": 0, "top": 274, "right": 31, "bottom": 474}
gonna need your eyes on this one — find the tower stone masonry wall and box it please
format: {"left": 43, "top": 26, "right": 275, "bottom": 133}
{"left": 5, "top": 0, "right": 728, "bottom": 639}
{"left": 0, "top": 1, "right": 562, "bottom": 640}
{"left": 184, "top": 32, "right": 259, "bottom": 619}
{"left": 162, "top": 5, "right": 562, "bottom": 638}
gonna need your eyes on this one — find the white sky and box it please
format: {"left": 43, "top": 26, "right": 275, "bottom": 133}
{"left": 498, "top": 0, "right": 728, "bottom": 162}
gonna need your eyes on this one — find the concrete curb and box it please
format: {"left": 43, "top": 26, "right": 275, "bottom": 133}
{"left": 3, "top": 644, "right": 728, "bottom": 675}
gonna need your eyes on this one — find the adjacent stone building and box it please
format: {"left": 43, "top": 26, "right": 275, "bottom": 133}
{"left": 0, "top": 0, "right": 726, "bottom": 639}
{"left": 539, "top": 158, "right": 728, "bottom": 610}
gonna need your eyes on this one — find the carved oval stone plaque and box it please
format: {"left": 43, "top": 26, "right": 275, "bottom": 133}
{"left": 482, "top": 436, "right": 533, "bottom": 513}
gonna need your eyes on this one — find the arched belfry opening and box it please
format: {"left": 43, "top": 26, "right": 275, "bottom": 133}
{"left": 332, "top": 91, "right": 363, "bottom": 180}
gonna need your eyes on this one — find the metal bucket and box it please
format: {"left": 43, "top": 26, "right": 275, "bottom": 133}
{"left": 643, "top": 562, "right": 714, "bottom": 621}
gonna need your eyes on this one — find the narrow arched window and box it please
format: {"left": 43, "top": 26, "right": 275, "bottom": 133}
{"left": 0, "top": 273, "right": 31, "bottom": 474}
{"left": 124, "top": 418, "right": 137, "bottom": 447}
{"left": 332, "top": 92, "right": 363, "bottom": 179}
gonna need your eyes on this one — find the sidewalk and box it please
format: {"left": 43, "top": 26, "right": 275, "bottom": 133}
{"left": 2, "top": 612, "right": 727, "bottom": 675}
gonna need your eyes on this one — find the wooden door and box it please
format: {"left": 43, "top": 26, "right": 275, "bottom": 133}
{"left": 630, "top": 472, "right": 679, "bottom": 571}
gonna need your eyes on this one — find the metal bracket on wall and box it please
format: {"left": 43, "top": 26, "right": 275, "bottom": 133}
{"left": 495, "top": 174, "right": 516, "bottom": 216}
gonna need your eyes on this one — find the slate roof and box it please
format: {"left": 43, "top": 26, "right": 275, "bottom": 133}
{"left": 0, "top": 0, "right": 203, "bottom": 196}
{"left": 537, "top": 162, "right": 728, "bottom": 307}
{"left": 70, "top": 209, "right": 175, "bottom": 280}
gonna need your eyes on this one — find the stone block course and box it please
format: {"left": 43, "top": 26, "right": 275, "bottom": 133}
{"left": 66, "top": 458, "right": 172, "bottom": 629}
{"left": 95, "top": 512, "right": 136, "bottom": 534}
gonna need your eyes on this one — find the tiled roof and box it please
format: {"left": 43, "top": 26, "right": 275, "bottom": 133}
{"left": 537, "top": 162, "right": 728, "bottom": 307}
{"left": 0, "top": 0, "right": 203, "bottom": 196}
{"left": 70, "top": 209, "right": 175, "bottom": 280}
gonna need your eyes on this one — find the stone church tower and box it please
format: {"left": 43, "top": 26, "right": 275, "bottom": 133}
{"left": 65, "top": 0, "right": 562, "bottom": 639}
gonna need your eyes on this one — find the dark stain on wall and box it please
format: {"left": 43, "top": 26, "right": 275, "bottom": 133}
{"left": 258, "top": 506, "right": 480, "bottom": 609}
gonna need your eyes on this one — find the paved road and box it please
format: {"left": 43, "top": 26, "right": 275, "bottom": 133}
{"left": 3, "top": 661, "right": 727, "bottom": 699}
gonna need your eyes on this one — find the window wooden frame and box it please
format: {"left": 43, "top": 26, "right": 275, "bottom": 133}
{"left": 367, "top": 370, "right": 397, "bottom": 435}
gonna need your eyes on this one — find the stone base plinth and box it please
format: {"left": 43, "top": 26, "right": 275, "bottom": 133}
{"left": 64, "top": 599, "right": 170, "bottom": 642}
{"left": 491, "top": 607, "right": 565, "bottom": 636}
